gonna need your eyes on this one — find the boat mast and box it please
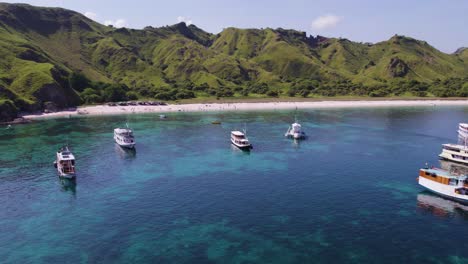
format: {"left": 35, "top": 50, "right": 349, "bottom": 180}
{"left": 295, "top": 107, "right": 298, "bottom": 123}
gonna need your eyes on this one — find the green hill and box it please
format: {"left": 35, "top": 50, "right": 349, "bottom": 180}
{"left": 0, "top": 3, "right": 467, "bottom": 120}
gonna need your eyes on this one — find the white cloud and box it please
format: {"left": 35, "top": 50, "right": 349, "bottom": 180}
{"left": 104, "top": 19, "right": 129, "bottom": 28}
{"left": 311, "top": 14, "right": 342, "bottom": 30}
{"left": 114, "top": 19, "right": 128, "bottom": 28}
{"left": 177, "top": 16, "right": 192, "bottom": 25}
{"left": 84, "top": 11, "right": 98, "bottom": 21}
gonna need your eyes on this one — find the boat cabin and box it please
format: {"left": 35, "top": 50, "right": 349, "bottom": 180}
{"left": 291, "top": 123, "right": 302, "bottom": 132}
{"left": 231, "top": 131, "right": 250, "bottom": 147}
{"left": 442, "top": 144, "right": 466, "bottom": 152}
{"left": 419, "top": 168, "right": 468, "bottom": 190}
{"left": 56, "top": 147, "right": 76, "bottom": 175}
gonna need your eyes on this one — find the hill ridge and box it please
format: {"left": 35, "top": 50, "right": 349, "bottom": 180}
{"left": 0, "top": 3, "right": 466, "bottom": 121}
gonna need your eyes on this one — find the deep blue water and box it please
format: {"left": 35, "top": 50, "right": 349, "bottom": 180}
{"left": 1, "top": 106, "right": 468, "bottom": 263}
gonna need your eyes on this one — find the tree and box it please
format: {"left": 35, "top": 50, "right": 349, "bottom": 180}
{"left": 81, "top": 88, "right": 102, "bottom": 104}
{"left": 126, "top": 91, "right": 138, "bottom": 100}
{"left": 69, "top": 72, "right": 90, "bottom": 92}
{"left": 102, "top": 85, "right": 127, "bottom": 102}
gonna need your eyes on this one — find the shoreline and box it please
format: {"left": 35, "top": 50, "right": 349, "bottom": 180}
{"left": 20, "top": 99, "right": 468, "bottom": 120}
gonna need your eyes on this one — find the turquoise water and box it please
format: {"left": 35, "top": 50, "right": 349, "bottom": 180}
{"left": 1, "top": 107, "right": 468, "bottom": 263}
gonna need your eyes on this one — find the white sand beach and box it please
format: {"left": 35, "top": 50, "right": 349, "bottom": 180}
{"left": 21, "top": 100, "right": 468, "bottom": 120}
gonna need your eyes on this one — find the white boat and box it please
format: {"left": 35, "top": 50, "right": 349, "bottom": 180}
{"left": 458, "top": 123, "right": 468, "bottom": 140}
{"left": 439, "top": 123, "right": 468, "bottom": 164}
{"left": 285, "top": 122, "right": 306, "bottom": 139}
{"left": 54, "top": 145, "right": 76, "bottom": 178}
{"left": 418, "top": 167, "right": 468, "bottom": 204}
{"left": 231, "top": 130, "right": 252, "bottom": 150}
{"left": 114, "top": 126, "right": 135, "bottom": 148}
{"left": 439, "top": 144, "right": 468, "bottom": 165}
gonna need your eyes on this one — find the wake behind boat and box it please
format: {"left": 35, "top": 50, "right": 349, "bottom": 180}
{"left": 54, "top": 145, "right": 76, "bottom": 178}
{"left": 114, "top": 125, "right": 135, "bottom": 149}
{"left": 231, "top": 130, "right": 252, "bottom": 150}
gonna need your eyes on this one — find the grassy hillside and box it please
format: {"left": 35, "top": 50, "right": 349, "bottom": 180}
{"left": 0, "top": 3, "right": 467, "bottom": 121}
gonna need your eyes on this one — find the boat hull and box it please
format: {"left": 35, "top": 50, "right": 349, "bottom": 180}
{"left": 418, "top": 176, "right": 468, "bottom": 204}
{"left": 231, "top": 140, "right": 252, "bottom": 150}
{"left": 114, "top": 136, "right": 135, "bottom": 148}
{"left": 285, "top": 132, "right": 306, "bottom": 140}
{"left": 59, "top": 172, "right": 76, "bottom": 179}
{"left": 116, "top": 142, "right": 135, "bottom": 149}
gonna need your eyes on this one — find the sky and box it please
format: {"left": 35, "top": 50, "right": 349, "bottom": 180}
{"left": 2, "top": 0, "right": 467, "bottom": 53}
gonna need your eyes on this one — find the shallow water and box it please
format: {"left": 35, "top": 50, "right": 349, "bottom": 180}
{"left": 1, "top": 107, "right": 468, "bottom": 263}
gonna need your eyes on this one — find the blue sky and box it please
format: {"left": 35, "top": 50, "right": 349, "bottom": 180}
{"left": 3, "top": 0, "right": 467, "bottom": 53}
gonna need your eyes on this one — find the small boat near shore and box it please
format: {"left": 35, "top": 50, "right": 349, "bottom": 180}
{"left": 417, "top": 167, "right": 468, "bottom": 204}
{"left": 54, "top": 145, "right": 76, "bottom": 178}
{"left": 114, "top": 124, "right": 135, "bottom": 148}
{"left": 231, "top": 130, "right": 252, "bottom": 150}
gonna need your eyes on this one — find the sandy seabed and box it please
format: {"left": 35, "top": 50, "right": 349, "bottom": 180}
{"left": 21, "top": 100, "right": 468, "bottom": 120}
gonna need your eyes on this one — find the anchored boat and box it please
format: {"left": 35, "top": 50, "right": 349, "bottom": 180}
{"left": 439, "top": 123, "right": 468, "bottom": 164}
{"left": 285, "top": 122, "right": 306, "bottom": 140}
{"left": 54, "top": 145, "right": 76, "bottom": 178}
{"left": 114, "top": 124, "right": 135, "bottom": 149}
{"left": 417, "top": 167, "right": 468, "bottom": 204}
{"left": 231, "top": 130, "right": 252, "bottom": 150}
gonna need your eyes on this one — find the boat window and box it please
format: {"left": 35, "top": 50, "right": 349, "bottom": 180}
{"left": 425, "top": 172, "right": 431, "bottom": 176}
{"left": 449, "top": 179, "right": 458, "bottom": 186}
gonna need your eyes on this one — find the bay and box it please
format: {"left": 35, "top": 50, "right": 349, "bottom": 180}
{"left": 1, "top": 106, "right": 468, "bottom": 263}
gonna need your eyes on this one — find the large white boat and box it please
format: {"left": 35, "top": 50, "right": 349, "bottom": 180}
{"left": 54, "top": 145, "right": 76, "bottom": 178}
{"left": 285, "top": 122, "right": 306, "bottom": 140}
{"left": 439, "top": 144, "right": 468, "bottom": 165}
{"left": 458, "top": 123, "right": 468, "bottom": 140}
{"left": 439, "top": 123, "right": 468, "bottom": 164}
{"left": 114, "top": 127, "right": 135, "bottom": 148}
{"left": 418, "top": 167, "right": 468, "bottom": 204}
{"left": 231, "top": 131, "right": 252, "bottom": 150}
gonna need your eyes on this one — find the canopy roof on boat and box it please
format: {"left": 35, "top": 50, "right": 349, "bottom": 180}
{"left": 231, "top": 131, "right": 245, "bottom": 137}
{"left": 114, "top": 128, "right": 133, "bottom": 134}
{"left": 421, "top": 168, "right": 467, "bottom": 179}
{"left": 442, "top": 143, "right": 468, "bottom": 149}
{"left": 57, "top": 151, "right": 75, "bottom": 161}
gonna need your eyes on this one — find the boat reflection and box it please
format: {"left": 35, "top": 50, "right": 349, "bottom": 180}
{"left": 59, "top": 177, "right": 76, "bottom": 195}
{"left": 291, "top": 139, "right": 302, "bottom": 149}
{"left": 230, "top": 144, "right": 251, "bottom": 155}
{"left": 115, "top": 144, "right": 137, "bottom": 160}
{"left": 417, "top": 191, "right": 468, "bottom": 218}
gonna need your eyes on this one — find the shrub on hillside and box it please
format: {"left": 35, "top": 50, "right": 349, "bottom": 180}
{"left": 126, "top": 91, "right": 138, "bottom": 100}
{"left": 81, "top": 88, "right": 103, "bottom": 104}
{"left": 69, "top": 72, "right": 91, "bottom": 92}
{"left": 102, "top": 85, "right": 128, "bottom": 102}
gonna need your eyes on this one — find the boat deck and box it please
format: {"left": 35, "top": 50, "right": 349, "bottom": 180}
{"left": 421, "top": 168, "right": 466, "bottom": 179}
